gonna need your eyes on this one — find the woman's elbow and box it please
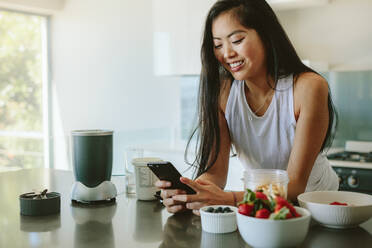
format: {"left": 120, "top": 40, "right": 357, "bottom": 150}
{"left": 287, "top": 179, "right": 307, "bottom": 203}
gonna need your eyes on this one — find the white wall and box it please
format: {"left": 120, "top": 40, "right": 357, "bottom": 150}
{"left": 276, "top": 0, "right": 372, "bottom": 71}
{"left": 51, "top": 0, "right": 181, "bottom": 172}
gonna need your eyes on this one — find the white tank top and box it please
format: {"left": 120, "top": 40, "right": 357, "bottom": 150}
{"left": 225, "top": 74, "right": 339, "bottom": 192}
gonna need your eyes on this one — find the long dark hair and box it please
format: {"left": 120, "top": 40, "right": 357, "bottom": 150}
{"left": 185, "top": 0, "right": 337, "bottom": 178}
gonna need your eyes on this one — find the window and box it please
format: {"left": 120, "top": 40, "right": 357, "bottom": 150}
{"left": 180, "top": 76, "right": 198, "bottom": 140}
{"left": 0, "top": 10, "right": 50, "bottom": 172}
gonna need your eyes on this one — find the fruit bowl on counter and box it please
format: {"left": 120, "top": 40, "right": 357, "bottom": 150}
{"left": 236, "top": 189, "right": 311, "bottom": 248}
{"left": 298, "top": 191, "right": 372, "bottom": 229}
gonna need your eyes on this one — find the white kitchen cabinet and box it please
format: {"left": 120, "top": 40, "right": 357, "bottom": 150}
{"left": 152, "top": 0, "right": 330, "bottom": 76}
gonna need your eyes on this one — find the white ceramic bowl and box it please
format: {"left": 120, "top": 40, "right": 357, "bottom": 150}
{"left": 237, "top": 206, "right": 311, "bottom": 248}
{"left": 298, "top": 191, "right": 372, "bottom": 229}
{"left": 200, "top": 205, "right": 238, "bottom": 234}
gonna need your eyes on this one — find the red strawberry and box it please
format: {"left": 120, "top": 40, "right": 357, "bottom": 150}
{"left": 274, "top": 203, "right": 293, "bottom": 219}
{"left": 330, "top": 201, "right": 348, "bottom": 206}
{"left": 274, "top": 202, "right": 285, "bottom": 212}
{"left": 294, "top": 212, "right": 301, "bottom": 217}
{"left": 275, "top": 196, "right": 289, "bottom": 205}
{"left": 275, "top": 196, "right": 299, "bottom": 217}
{"left": 238, "top": 203, "right": 254, "bottom": 216}
{"left": 255, "top": 208, "right": 271, "bottom": 219}
{"left": 255, "top": 191, "right": 268, "bottom": 201}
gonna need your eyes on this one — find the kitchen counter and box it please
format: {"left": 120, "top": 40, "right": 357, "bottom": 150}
{"left": 0, "top": 169, "right": 371, "bottom": 248}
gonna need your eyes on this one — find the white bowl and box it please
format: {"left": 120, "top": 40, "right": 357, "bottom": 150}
{"left": 200, "top": 205, "right": 238, "bottom": 234}
{"left": 237, "top": 206, "right": 311, "bottom": 248}
{"left": 298, "top": 191, "right": 372, "bottom": 229}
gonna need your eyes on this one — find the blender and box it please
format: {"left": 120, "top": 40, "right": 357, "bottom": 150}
{"left": 71, "top": 130, "right": 117, "bottom": 203}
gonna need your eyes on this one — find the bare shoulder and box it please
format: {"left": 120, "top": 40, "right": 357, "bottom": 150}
{"left": 294, "top": 72, "right": 328, "bottom": 94}
{"left": 293, "top": 72, "right": 329, "bottom": 117}
{"left": 294, "top": 72, "right": 329, "bottom": 101}
{"left": 219, "top": 78, "right": 233, "bottom": 113}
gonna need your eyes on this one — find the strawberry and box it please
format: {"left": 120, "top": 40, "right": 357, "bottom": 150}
{"left": 330, "top": 201, "right": 348, "bottom": 206}
{"left": 274, "top": 203, "right": 293, "bottom": 219}
{"left": 255, "top": 208, "right": 271, "bottom": 219}
{"left": 255, "top": 191, "right": 268, "bottom": 201}
{"left": 275, "top": 196, "right": 299, "bottom": 217}
{"left": 270, "top": 206, "right": 292, "bottom": 220}
{"left": 238, "top": 203, "right": 254, "bottom": 216}
{"left": 274, "top": 202, "right": 285, "bottom": 211}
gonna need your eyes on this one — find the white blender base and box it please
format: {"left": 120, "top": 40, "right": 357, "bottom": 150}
{"left": 71, "top": 181, "right": 117, "bottom": 202}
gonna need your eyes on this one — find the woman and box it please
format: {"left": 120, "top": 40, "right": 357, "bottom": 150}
{"left": 155, "top": 0, "right": 339, "bottom": 215}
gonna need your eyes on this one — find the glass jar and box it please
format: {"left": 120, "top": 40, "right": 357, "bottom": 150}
{"left": 244, "top": 169, "right": 289, "bottom": 199}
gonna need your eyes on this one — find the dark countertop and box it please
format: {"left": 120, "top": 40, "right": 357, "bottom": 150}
{"left": 0, "top": 168, "right": 371, "bottom": 248}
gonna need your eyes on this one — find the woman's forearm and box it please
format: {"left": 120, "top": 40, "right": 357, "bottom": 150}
{"left": 287, "top": 179, "right": 306, "bottom": 203}
{"left": 197, "top": 171, "right": 227, "bottom": 189}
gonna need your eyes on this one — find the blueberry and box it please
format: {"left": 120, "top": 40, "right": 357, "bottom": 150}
{"left": 215, "top": 207, "right": 223, "bottom": 213}
{"left": 206, "top": 207, "right": 214, "bottom": 213}
{"left": 223, "top": 207, "right": 232, "bottom": 213}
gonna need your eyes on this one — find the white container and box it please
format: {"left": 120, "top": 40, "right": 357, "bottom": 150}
{"left": 244, "top": 169, "right": 289, "bottom": 199}
{"left": 200, "top": 205, "right": 238, "bottom": 234}
{"left": 237, "top": 206, "right": 311, "bottom": 248}
{"left": 132, "top": 157, "right": 163, "bottom": 201}
{"left": 298, "top": 190, "right": 372, "bottom": 229}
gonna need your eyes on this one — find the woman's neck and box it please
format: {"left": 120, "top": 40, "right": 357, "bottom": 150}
{"left": 244, "top": 74, "right": 274, "bottom": 98}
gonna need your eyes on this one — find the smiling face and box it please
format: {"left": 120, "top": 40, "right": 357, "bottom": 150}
{"left": 212, "top": 10, "right": 267, "bottom": 81}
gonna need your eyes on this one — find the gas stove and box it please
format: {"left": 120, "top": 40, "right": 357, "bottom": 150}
{"left": 327, "top": 151, "right": 372, "bottom": 163}
{"left": 327, "top": 141, "right": 372, "bottom": 195}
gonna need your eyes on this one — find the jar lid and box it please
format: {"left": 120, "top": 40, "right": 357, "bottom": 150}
{"left": 19, "top": 191, "right": 61, "bottom": 216}
{"left": 131, "top": 157, "right": 163, "bottom": 167}
{"left": 244, "top": 169, "right": 289, "bottom": 183}
{"left": 71, "top": 130, "right": 113, "bottom": 136}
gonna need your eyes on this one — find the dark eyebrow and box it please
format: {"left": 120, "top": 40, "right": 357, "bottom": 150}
{"left": 213, "top": 30, "right": 246, "bottom": 40}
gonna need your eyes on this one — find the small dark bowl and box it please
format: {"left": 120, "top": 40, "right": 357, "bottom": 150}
{"left": 19, "top": 192, "right": 61, "bottom": 216}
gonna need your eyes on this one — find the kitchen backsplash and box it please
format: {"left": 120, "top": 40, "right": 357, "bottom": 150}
{"left": 325, "top": 70, "right": 372, "bottom": 148}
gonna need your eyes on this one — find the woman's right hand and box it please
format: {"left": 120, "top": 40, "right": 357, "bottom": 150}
{"left": 155, "top": 180, "right": 188, "bottom": 214}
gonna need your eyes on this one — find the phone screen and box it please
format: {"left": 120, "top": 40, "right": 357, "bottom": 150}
{"left": 147, "top": 161, "right": 196, "bottom": 194}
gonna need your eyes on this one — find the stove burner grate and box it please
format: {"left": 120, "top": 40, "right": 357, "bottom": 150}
{"left": 327, "top": 151, "right": 372, "bottom": 163}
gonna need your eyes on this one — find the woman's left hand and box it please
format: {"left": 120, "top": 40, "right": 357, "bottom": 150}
{"left": 172, "top": 177, "right": 234, "bottom": 216}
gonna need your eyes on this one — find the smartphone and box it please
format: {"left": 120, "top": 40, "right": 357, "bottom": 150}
{"left": 147, "top": 161, "right": 196, "bottom": 194}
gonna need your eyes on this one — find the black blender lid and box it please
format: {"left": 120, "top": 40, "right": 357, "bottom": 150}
{"left": 19, "top": 190, "right": 60, "bottom": 216}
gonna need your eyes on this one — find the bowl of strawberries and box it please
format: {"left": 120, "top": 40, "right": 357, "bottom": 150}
{"left": 298, "top": 191, "right": 372, "bottom": 229}
{"left": 236, "top": 189, "right": 311, "bottom": 248}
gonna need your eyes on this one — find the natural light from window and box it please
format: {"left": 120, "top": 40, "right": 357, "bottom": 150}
{"left": 0, "top": 10, "right": 49, "bottom": 172}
